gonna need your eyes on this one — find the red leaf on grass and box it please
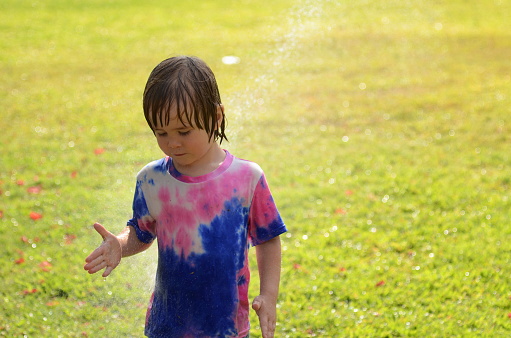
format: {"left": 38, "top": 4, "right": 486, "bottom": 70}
{"left": 508, "top": 313, "right": 511, "bottom": 319}
{"left": 293, "top": 263, "right": 302, "bottom": 270}
{"left": 39, "top": 261, "right": 52, "bottom": 272}
{"left": 71, "top": 171, "right": 78, "bottom": 178}
{"left": 46, "top": 301, "right": 60, "bottom": 307}
{"left": 0, "top": 210, "right": 3, "bottom": 218}
{"left": 16, "top": 180, "right": 25, "bottom": 186}
{"left": 30, "top": 212, "right": 43, "bottom": 220}
{"left": 27, "top": 185, "right": 42, "bottom": 194}
{"left": 94, "top": 148, "right": 105, "bottom": 155}
{"left": 21, "top": 236, "right": 29, "bottom": 243}
{"left": 335, "top": 208, "right": 347, "bottom": 215}
{"left": 376, "top": 280, "right": 386, "bottom": 287}
{"left": 345, "top": 190, "right": 354, "bottom": 196}
{"left": 64, "top": 234, "right": 77, "bottom": 245}
{"left": 22, "top": 288, "right": 37, "bottom": 295}
{"left": 15, "top": 257, "right": 25, "bottom": 264}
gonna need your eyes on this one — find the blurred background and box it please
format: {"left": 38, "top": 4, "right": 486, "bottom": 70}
{"left": 1, "top": 0, "right": 510, "bottom": 336}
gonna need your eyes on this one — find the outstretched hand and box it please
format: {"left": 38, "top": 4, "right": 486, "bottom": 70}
{"left": 252, "top": 294, "right": 277, "bottom": 338}
{"left": 83, "top": 223, "right": 122, "bottom": 277}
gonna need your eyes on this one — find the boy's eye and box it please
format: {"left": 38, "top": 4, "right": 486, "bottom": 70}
{"left": 156, "top": 132, "right": 167, "bottom": 137}
{"left": 178, "top": 130, "right": 191, "bottom": 136}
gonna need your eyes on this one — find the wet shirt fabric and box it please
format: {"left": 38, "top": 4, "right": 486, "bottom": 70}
{"left": 127, "top": 151, "right": 287, "bottom": 338}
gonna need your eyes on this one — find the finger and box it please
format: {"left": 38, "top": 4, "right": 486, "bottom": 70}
{"left": 85, "top": 254, "right": 104, "bottom": 269}
{"left": 93, "top": 222, "right": 111, "bottom": 240}
{"left": 86, "top": 260, "right": 108, "bottom": 274}
{"left": 252, "top": 298, "right": 262, "bottom": 312}
{"left": 268, "top": 322, "right": 276, "bottom": 338}
{"left": 103, "top": 265, "right": 114, "bottom": 277}
{"left": 262, "top": 322, "right": 276, "bottom": 338}
{"left": 84, "top": 247, "right": 104, "bottom": 263}
{"left": 260, "top": 319, "right": 269, "bottom": 338}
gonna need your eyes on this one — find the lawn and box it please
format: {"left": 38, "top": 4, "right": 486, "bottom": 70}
{"left": 1, "top": 0, "right": 510, "bottom": 336}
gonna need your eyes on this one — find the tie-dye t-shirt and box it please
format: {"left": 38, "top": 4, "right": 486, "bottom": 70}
{"left": 126, "top": 150, "right": 287, "bottom": 338}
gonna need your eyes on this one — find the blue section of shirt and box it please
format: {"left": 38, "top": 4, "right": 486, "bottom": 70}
{"left": 145, "top": 197, "right": 248, "bottom": 337}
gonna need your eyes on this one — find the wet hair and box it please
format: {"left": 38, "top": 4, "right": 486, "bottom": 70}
{"left": 143, "top": 56, "right": 228, "bottom": 144}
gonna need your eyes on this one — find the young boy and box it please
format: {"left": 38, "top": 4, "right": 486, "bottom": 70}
{"left": 84, "top": 56, "right": 287, "bottom": 338}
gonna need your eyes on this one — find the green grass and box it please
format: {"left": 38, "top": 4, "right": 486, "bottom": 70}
{"left": 1, "top": 0, "right": 511, "bottom": 336}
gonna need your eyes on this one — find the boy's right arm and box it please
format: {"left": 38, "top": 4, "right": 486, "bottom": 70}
{"left": 83, "top": 222, "right": 152, "bottom": 277}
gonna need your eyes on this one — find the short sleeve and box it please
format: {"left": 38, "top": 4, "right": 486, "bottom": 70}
{"left": 127, "top": 179, "right": 156, "bottom": 244}
{"left": 248, "top": 174, "right": 287, "bottom": 246}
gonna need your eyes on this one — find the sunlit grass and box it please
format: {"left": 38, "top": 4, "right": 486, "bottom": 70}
{"left": 1, "top": 0, "right": 511, "bottom": 336}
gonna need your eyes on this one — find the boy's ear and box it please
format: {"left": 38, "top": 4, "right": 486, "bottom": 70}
{"left": 215, "top": 104, "right": 224, "bottom": 130}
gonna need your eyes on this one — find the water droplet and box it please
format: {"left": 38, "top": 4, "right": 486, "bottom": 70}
{"left": 221, "top": 56, "right": 240, "bottom": 65}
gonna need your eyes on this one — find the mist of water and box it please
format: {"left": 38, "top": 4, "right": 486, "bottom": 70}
{"left": 92, "top": 0, "right": 330, "bottom": 333}
{"left": 225, "top": 0, "right": 328, "bottom": 147}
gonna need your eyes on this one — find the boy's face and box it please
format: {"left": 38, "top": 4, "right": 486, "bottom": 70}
{"left": 152, "top": 107, "right": 222, "bottom": 174}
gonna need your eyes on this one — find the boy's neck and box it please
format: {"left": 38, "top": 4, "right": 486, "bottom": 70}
{"left": 172, "top": 144, "right": 226, "bottom": 177}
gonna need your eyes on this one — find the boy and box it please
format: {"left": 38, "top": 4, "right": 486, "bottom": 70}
{"left": 84, "top": 56, "right": 287, "bottom": 338}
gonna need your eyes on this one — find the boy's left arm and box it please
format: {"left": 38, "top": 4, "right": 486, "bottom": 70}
{"left": 252, "top": 236, "right": 282, "bottom": 338}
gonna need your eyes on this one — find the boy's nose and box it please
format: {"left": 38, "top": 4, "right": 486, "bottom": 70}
{"left": 167, "top": 138, "right": 180, "bottom": 148}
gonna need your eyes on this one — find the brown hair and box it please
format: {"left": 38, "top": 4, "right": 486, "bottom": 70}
{"left": 143, "top": 56, "right": 227, "bottom": 143}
